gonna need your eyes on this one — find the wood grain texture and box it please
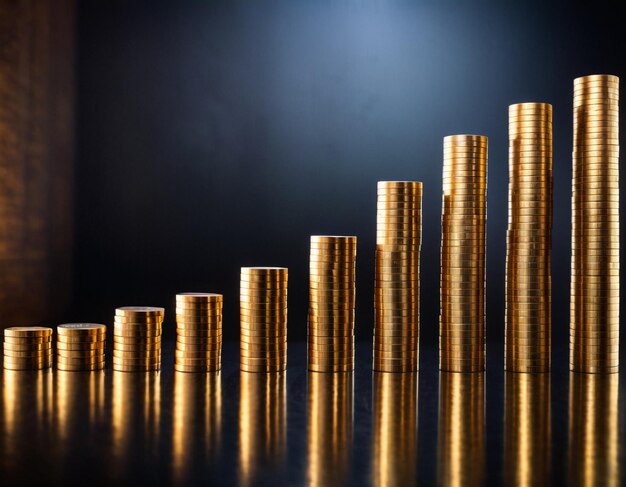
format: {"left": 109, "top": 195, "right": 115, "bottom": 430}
{"left": 0, "top": 0, "right": 74, "bottom": 326}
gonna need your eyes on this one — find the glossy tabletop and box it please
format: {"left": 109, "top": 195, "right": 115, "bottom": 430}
{"left": 0, "top": 342, "right": 624, "bottom": 486}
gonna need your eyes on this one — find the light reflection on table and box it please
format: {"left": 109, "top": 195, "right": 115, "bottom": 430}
{"left": 438, "top": 372, "right": 485, "bottom": 487}
{"left": 0, "top": 343, "right": 623, "bottom": 486}
{"left": 307, "top": 371, "right": 353, "bottom": 487}
{"left": 238, "top": 371, "right": 287, "bottom": 487}
{"left": 372, "top": 372, "right": 418, "bottom": 487}
{"left": 112, "top": 371, "right": 161, "bottom": 479}
{"left": 172, "top": 371, "right": 222, "bottom": 484}
{"left": 569, "top": 373, "right": 619, "bottom": 487}
{"left": 504, "top": 372, "right": 551, "bottom": 486}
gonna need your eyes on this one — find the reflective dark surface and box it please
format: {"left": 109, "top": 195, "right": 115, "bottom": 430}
{"left": 0, "top": 342, "right": 624, "bottom": 486}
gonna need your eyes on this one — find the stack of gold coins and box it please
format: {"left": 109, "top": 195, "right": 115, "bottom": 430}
{"left": 374, "top": 181, "right": 422, "bottom": 372}
{"left": 240, "top": 267, "right": 288, "bottom": 372}
{"left": 505, "top": 103, "right": 553, "bottom": 373}
{"left": 571, "top": 74, "right": 620, "bottom": 373}
{"left": 3, "top": 327, "right": 53, "bottom": 370}
{"left": 308, "top": 236, "right": 357, "bottom": 372}
{"left": 175, "top": 292, "right": 223, "bottom": 372}
{"left": 56, "top": 323, "right": 106, "bottom": 371}
{"left": 112, "top": 306, "right": 164, "bottom": 372}
{"left": 439, "top": 135, "right": 488, "bottom": 372}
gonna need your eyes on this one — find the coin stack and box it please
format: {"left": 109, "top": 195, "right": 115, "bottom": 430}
{"left": 374, "top": 181, "right": 422, "bottom": 372}
{"left": 440, "top": 135, "right": 488, "bottom": 372}
{"left": 240, "top": 267, "right": 288, "bottom": 372}
{"left": 505, "top": 103, "right": 553, "bottom": 373}
{"left": 308, "top": 235, "right": 357, "bottom": 372}
{"left": 3, "top": 327, "right": 53, "bottom": 370}
{"left": 570, "top": 74, "right": 620, "bottom": 373}
{"left": 57, "top": 323, "right": 106, "bottom": 371}
{"left": 113, "top": 306, "right": 164, "bottom": 372}
{"left": 175, "top": 292, "right": 223, "bottom": 372}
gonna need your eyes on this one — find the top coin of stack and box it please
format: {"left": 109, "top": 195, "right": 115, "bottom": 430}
{"left": 113, "top": 306, "right": 164, "bottom": 372}
{"left": 240, "top": 267, "right": 288, "bottom": 372}
{"left": 3, "top": 327, "right": 53, "bottom": 370}
{"left": 57, "top": 323, "right": 106, "bottom": 371}
{"left": 439, "top": 135, "right": 488, "bottom": 373}
{"left": 570, "top": 74, "right": 620, "bottom": 373}
{"left": 308, "top": 235, "right": 357, "bottom": 372}
{"left": 505, "top": 103, "right": 553, "bottom": 373}
{"left": 374, "top": 181, "right": 422, "bottom": 372}
{"left": 175, "top": 293, "right": 223, "bottom": 373}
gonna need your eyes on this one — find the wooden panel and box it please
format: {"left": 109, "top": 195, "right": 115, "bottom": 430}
{"left": 0, "top": 0, "right": 74, "bottom": 326}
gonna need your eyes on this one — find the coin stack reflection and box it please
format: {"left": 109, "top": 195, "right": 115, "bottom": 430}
{"left": 3, "top": 327, "right": 53, "bottom": 370}
{"left": 113, "top": 306, "right": 164, "bottom": 372}
{"left": 570, "top": 74, "right": 620, "bottom": 373}
{"left": 506, "top": 103, "right": 553, "bottom": 373}
{"left": 308, "top": 236, "right": 357, "bottom": 372}
{"left": 56, "top": 323, "right": 106, "bottom": 371}
{"left": 504, "top": 373, "right": 551, "bottom": 486}
{"left": 374, "top": 181, "right": 422, "bottom": 372}
{"left": 440, "top": 135, "right": 488, "bottom": 372}
{"left": 240, "top": 267, "right": 288, "bottom": 372}
{"left": 175, "top": 293, "right": 223, "bottom": 372}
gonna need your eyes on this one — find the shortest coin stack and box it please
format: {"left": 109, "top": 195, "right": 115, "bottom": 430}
{"left": 57, "top": 324, "right": 106, "bottom": 371}
{"left": 240, "top": 267, "right": 288, "bottom": 372}
{"left": 3, "top": 327, "right": 53, "bottom": 370}
{"left": 113, "top": 306, "right": 164, "bottom": 372}
{"left": 175, "top": 293, "right": 223, "bottom": 372}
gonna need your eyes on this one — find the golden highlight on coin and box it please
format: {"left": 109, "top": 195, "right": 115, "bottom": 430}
{"left": 3, "top": 327, "right": 53, "bottom": 370}
{"left": 113, "top": 306, "right": 164, "bottom": 372}
{"left": 308, "top": 236, "right": 357, "bottom": 372}
{"left": 373, "top": 182, "right": 422, "bottom": 372}
{"left": 440, "top": 135, "right": 487, "bottom": 372}
{"left": 175, "top": 292, "right": 223, "bottom": 373}
{"left": 570, "top": 74, "right": 620, "bottom": 373}
{"left": 240, "top": 267, "right": 288, "bottom": 372}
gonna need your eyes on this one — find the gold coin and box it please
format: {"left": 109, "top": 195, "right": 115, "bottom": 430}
{"left": 112, "top": 329, "right": 161, "bottom": 338}
{"left": 4, "top": 327, "right": 53, "bottom": 338}
{"left": 57, "top": 349, "right": 105, "bottom": 359}
{"left": 4, "top": 349, "right": 53, "bottom": 359}
{"left": 57, "top": 363, "right": 105, "bottom": 371}
{"left": 174, "top": 363, "right": 220, "bottom": 373}
{"left": 113, "top": 364, "right": 160, "bottom": 372}
{"left": 56, "top": 334, "right": 107, "bottom": 344}
{"left": 112, "top": 357, "right": 160, "bottom": 366}
{"left": 310, "top": 235, "right": 356, "bottom": 243}
{"left": 176, "top": 292, "right": 222, "bottom": 301}
{"left": 116, "top": 306, "right": 164, "bottom": 315}
{"left": 4, "top": 363, "right": 51, "bottom": 371}
{"left": 57, "top": 323, "right": 106, "bottom": 336}
{"left": 3, "top": 342, "right": 51, "bottom": 352}
{"left": 57, "top": 356, "right": 104, "bottom": 365}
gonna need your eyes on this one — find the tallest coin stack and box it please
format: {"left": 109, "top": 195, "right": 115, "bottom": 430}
{"left": 570, "top": 74, "right": 620, "bottom": 373}
{"left": 439, "top": 135, "right": 488, "bottom": 372}
{"left": 505, "top": 103, "right": 553, "bottom": 372}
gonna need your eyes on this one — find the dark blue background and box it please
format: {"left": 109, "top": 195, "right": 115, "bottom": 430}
{"left": 74, "top": 0, "right": 625, "bottom": 351}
